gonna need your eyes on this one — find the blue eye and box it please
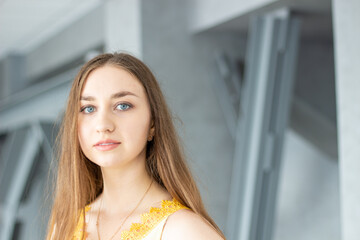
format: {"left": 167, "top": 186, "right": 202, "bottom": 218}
{"left": 116, "top": 103, "right": 131, "bottom": 111}
{"left": 81, "top": 106, "right": 95, "bottom": 113}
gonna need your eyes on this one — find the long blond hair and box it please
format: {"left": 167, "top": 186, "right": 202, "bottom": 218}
{"left": 46, "top": 52, "right": 225, "bottom": 239}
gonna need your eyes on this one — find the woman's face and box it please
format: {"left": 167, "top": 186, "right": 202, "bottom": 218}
{"left": 78, "top": 65, "right": 154, "bottom": 168}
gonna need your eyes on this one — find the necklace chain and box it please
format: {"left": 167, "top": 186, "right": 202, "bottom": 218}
{"left": 96, "top": 180, "right": 153, "bottom": 240}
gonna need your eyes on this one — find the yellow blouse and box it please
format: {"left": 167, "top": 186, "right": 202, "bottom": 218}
{"left": 73, "top": 198, "right": 188, "bottom": 240}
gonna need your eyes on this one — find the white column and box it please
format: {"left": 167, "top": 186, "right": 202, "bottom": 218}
{"left": 332, "top": 0, "right": 360, "bottom": 239}
{"left": 104, "top": 0, "right": 142, "bottom": 58}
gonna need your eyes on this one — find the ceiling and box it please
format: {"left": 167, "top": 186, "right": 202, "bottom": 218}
{"left": 0, "top": 0, "right": 333, "bottom": 60}
{"left": 0, "top": 0, "right": 102, "bottom": 59}
{"left": 204, "top": 0, "right": 333, "bottom": 39}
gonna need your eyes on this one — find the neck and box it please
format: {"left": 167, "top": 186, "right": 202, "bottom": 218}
{"left": 100, "top": 158, "right": 153, "bottom": 214}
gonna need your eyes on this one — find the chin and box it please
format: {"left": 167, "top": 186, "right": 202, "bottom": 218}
{"left": 86, "top": 150, "right": 146, "bottom": 169}
{"left": 92, "top": 157, "right": 124, "bottom": 168}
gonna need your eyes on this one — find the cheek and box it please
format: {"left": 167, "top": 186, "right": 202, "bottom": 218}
{"left": 123, "top": 116, "right": 150, "bottom": 142}
{"left": 78, "top": 119, "right": 90, "bottom": 150}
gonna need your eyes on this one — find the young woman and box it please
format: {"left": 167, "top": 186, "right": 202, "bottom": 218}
{"left": 46, "top": 53, "right": 225, "bottom": 240}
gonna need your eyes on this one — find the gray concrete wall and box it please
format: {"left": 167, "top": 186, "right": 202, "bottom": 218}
{"left": 0, "top": 60, "right": 4, "bottom": 100}
{"left": 274, "top": 129, "right": 340, "bottom": 240}
{"left": 25, "top": 6, "right": 104, "bottom": 82}
{"left": 0, "top": 54, "right": 26, "bottom": 97}
{"left": 189, "top": 0, "right": 277, "bottom": 32}
{"left": 142, "top": 0, "right": 247, "bottom": 231}
{"left": 104, "top": 0, "right": 142, "bottom": 58}
{"left": 332, "top": 0, "right": 360, "bottom": 239}
{"left": 290, "top": 36, "right": 338, "bottom": 158}
{"left": 294, "top": 38, "right": 336, "bottom": 123}
{"left": 24, "top": 1, "right": 142, "bottom": 84}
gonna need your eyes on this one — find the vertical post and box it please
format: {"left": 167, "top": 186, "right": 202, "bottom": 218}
{"left": 332, "top": 0, "right": 360, "bottom": 239}
{"left": 226, "top": 9, "right": 300, "bottom": 240}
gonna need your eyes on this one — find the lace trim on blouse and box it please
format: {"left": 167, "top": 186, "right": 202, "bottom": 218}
{"left": 73, "top": 198, "right": 188, "bottom": 240}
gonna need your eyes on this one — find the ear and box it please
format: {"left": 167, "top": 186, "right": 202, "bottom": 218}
{"left": 148, "top": 120, "right": 155, "bottom": 141}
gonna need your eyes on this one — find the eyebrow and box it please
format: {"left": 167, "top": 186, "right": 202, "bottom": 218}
{"left": 80, "top": 91, "right": 139, "bottom": 101}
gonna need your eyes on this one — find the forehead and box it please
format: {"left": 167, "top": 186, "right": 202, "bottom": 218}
{"left": 81, "top": 65, "right": 145, "bottom": 97}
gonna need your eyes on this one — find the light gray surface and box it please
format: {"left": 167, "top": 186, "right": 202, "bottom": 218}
{"left": 274, "top": 129, "right": 341, "bottom": 240}
{"left": 189, "top": 0, "right": 277, "bottom": 32}
{"left": 25, "top": 6, "right": 104, "bottom": 81}
{"left": 1, "top": 54, "right": 26, "bottom": 97}
{"left": 104, "top": 0, "right": 142, "bottom": 58}
{"left": 332, "top": 0, "right": 360, "bottom": 239}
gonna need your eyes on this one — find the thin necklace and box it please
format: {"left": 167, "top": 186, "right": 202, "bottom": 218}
{"left": 96, "top": 180, "right": 153, "bottom": 240}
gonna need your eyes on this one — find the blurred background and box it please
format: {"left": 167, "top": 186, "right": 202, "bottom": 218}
{"left": 0, "top": 0, "right": 359, "bottom": 239}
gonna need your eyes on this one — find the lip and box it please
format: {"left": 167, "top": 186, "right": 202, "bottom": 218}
{"left": 94, "top": 139, "right": 121, "bottom": 151}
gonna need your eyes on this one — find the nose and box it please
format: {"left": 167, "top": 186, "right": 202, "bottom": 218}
{"left": 95, "top": 110, "right": 115, "bottom": 133}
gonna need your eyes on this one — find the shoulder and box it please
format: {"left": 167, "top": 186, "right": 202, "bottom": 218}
{"left": 161, "top": 209, "right": 224, "bottom": 240}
